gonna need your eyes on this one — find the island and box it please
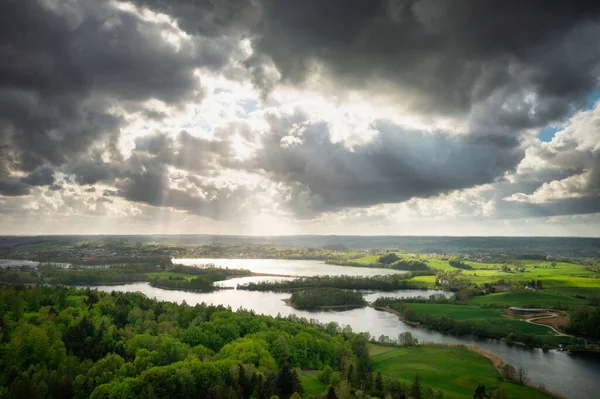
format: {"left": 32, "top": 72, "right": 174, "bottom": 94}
{"left": 284, "top": 288, "right": 367, "bottom": 310}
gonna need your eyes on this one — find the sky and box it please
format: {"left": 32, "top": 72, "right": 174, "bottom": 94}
{"left": 1, "top": 0, "right": 600, "bottom": 237}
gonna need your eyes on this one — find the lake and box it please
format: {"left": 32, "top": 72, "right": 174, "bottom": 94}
{"left": 43, "top": 257, "right": 600, "bottom": 399}
{"left": 174, "top": 258, "right": 403, "bottom": 276}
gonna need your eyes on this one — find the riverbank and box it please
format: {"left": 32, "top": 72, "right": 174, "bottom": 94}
{"left": 369, "top": 343, "right": 561, "bottom": 399}
{"left": 427, "top": 343, "right": 565, "bottom": 398}
{"left": 370, "top": 304, "right": 421, "bottom": 326}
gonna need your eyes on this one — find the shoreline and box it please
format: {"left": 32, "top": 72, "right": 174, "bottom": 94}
{"left": 369, "top": 304, "right": 421, "bottom": 326}
{"left": 371, "top": 304, "right": 547, "bottom": 348}
{"left": 425, "top": 343, "right": 565, "bottom": 399}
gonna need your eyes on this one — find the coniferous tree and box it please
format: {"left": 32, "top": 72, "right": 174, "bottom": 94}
{"left": 375, "top": 372, "right": 384, "bottom": 396}
{"left": 473, "top": 384, "right": 488, "bottom": 399}
{"left": 411, "top": 374, "right": 422, "bottom": 399}
{"left": 326, "top": 386, "right": 338, "bottom": 399}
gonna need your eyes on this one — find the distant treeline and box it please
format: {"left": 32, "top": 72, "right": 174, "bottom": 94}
{"left": 289, "top": 288, "right": 366, "bottom": 309}
{"left": 237, "top": 274, "right": 428, "bottom": 292}
{"left": 0, "top": 263, "right": 251, "bottom": 291}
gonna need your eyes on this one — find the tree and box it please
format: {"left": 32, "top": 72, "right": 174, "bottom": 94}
{"left": 378, "top": 253, "right": 400, "bottom": 265}
{"left": 318, "top": 365, "right": 334, "bottom": 384}
{"left": 489, "top": 387, "right": 509, "bottom": 399}
{"left": 518, "top": 367, "right": 529, "bottom": 385}
{"left": 276, "top": 364, "right": 293, "bottom": 398}
{"left": 410, "top": 374, "right": 422, "bottom": 399}
{"left": 501, "top": 364, "right": 516, "bottom": 381}
{"left": 237, "top": 364, "right": 252, "bottom": 399}
{"left": 291, "top": 368, "right": 303, "bottom": 396}
{"left": 398, "top": 332, "right": 418, "bottom": 347}
{"left": 374, "top": 372, "right": 384, "bottom": 396}
{"left": 346, "top": 364, "right": 354, "bottom": 385}
{"left": 473, "top": 384, "right": 487, "bottom": 399}
{"left": 326, "top": 386, "right": 338, "bottom": 399}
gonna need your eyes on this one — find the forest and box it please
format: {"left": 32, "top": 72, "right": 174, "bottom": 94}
{"left": 0, "top": 285, "right": 366, "bottom": 398}
{"left": 0, "top": 263, "right": 251, "bottom": 292}
{"left": 288, "top": 289, "right": 366, "bottom": 310}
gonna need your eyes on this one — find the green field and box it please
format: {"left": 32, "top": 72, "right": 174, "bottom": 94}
{"left": 368, "top": 345, "right": 555, "bottom": 399}
{"left": 407, "top": 304, "right": 554, "bottom": 335}
{"left": 299, "top": 370, "right": 327, "bottom": 397}
{"left": 470, "top": 291, "right": 587, "bottom": 307}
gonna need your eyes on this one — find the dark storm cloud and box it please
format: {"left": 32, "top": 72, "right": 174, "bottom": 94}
{"left": 0, "top": 167, "right": 56, "bottom": 196}
{"left": 114, "top": 149, "right": 255, "bottom": 221}
{"left": 256, "top": 0, "right": 600, "bottom": 121}
{"left": 3, "top": 0, "right": 600, "bottom": 224}
{"left": 111, "top": 0, "right": 600, "bottom": 219}
{"left": 246, "top": 110, "right": 522, "bottom": 217}
{"left": 0, "top": 0, "right": 236, "bottom": 188}
{"left": 141, "top": 0, "right": 600, "bottom": 127}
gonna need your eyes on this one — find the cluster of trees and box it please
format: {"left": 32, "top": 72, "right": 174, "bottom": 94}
{"left": 318, "top": 367, "right": 428, "bottom": 398}
{"left": 447, "top": 258, "right": 473, "bottom": 270}
{"left": 327, "top": 255, "right": 431, "bottom": 272}
{"left": 392, "top": 260, "right": 431, "bottom": 271}
{"left": 238, "top": 275, "right": 427, "bottom": 292}
{"left": 150, "top": 265, "right": 252, "bottom": 292}
{"left": 0, "top": 285, "right": 372, "bottom": 398}
{"left": 0, "top": 263, "right": 158, "bottom": 285}
{"left": 372, "top": 298, "right": 545, "bottom": 348}
{"left": 378, "top": 253, "right": 400, "bottom": 265}
{"left": 149, "top": 276, "right": 221, "bottom": 292}
{"left": 0, "top": 262, "right": 251, "bottom": 292}
{"left": 289, "top": 289, "right": 366, "bottom": 310}
{"left": 375, "top": 294, "right": 456, "bottom": 305}
{"left": 565, "top": 307, "right": 600, "bottom": 338}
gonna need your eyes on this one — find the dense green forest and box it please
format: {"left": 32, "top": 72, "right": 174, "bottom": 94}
{"left": 565, "top": 307, "right": 600, "bottom": 338}
{"left": 289, "top": 289, "right": 366, "bottom": 310}
{"left": 238, "top": 275, "right": 427, "bottom": 292}
{"left": 0, "top": 285, "right": 368, "bottom": 398}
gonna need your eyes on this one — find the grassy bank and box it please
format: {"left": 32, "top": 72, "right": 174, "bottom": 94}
{"left": 367, "top": 344, "right": 557, "bottom": 399}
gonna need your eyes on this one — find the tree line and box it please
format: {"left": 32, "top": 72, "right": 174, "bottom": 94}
{"left": 237, "top": 274, "right": 428, "bottom": 292}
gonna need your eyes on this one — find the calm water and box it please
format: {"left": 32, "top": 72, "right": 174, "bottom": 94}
{"left": 91, "top": 282, "right": 600, "bottom": 399}
{"left": 0, "top": 259, "right": 71, "bottom": 268}
{"left": 174, "top": 258, "right": 402, "bottom": 276}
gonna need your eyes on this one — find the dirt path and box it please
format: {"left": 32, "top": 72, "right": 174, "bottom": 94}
{"left": 523, "top": 313, "right": 571, "bottom": 337}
